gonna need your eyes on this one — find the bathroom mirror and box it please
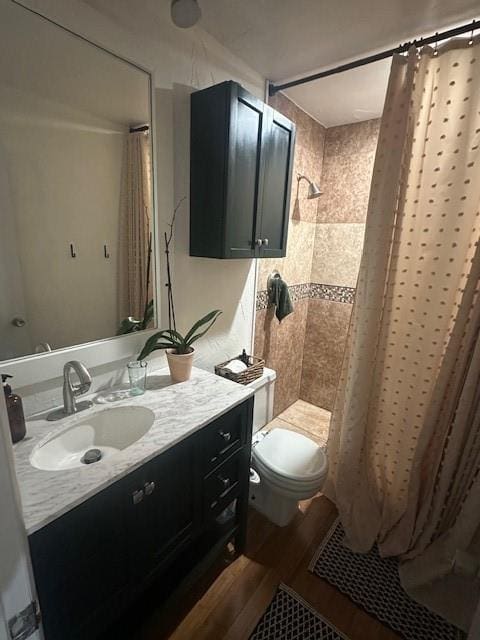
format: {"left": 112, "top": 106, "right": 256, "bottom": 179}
{"left": 0, "top": 2, "right": 156, "bottom": 362}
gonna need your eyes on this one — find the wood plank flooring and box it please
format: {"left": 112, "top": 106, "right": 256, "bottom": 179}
{"left": 124, "top": 496, "right": 399, "bottom": 640}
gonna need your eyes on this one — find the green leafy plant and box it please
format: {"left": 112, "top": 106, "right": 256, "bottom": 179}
{"left": 138, "top": 309, "right": 222, "bottom": 360}
{"left": 117, "top": 299, "right": 154, "bottom": 335}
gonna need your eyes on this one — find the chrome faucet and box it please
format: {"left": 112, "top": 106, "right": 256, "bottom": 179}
{"left": 63, "top": 361, "right": 93, "bottom": 415}
{"left": 47, "top": 361, "right": 93, "bottom": 421}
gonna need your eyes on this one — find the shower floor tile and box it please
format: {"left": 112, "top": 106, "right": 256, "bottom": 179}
{"left": 272, "top": 400, "right": 331, "bottom": 447}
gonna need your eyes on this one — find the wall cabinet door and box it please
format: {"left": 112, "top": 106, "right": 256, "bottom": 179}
{"left": 225, "top": 85, "right": 266, "bottom": 258}
{"left": 257, "top": 107, "right": 295, "bottom": 258}
{"left": 190, "top": 81, "right": 295, "bottom": 259}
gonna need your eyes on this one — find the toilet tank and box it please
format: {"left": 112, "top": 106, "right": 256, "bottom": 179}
{"left": 246, "top": 367, "right": 276, "bottom": 433}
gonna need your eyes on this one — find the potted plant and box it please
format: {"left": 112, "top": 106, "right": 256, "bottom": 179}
{"left": 138, "top": 310, "right": 222, "bottom": 382}
{"left": 138, "top": 197, "right": 222, "bottom": 382}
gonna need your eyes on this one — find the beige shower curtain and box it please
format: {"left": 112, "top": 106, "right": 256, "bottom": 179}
{"left": 118, "top": 130, "right": 152, "bottom": 321}
{"left": 325, "top": 37, "right": 480, "bottom": 631}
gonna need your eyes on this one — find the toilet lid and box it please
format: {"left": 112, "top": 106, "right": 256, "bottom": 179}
{"left": 253, "top": 428, "right": 327, "bottom": 483}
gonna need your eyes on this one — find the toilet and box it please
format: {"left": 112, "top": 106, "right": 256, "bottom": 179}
{"left": 247, "top": 368, "right": 328, "bottom": 526}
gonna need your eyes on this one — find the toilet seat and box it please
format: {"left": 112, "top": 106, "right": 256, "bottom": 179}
{"left": 252, "top": 428, "right": 327, "bottom": 496}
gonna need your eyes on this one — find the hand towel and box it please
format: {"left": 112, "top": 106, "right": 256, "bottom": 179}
{"left": 268, "top": 275, "right": 293, "bottom": 322}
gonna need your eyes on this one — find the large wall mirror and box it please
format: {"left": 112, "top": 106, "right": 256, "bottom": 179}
{"left": 0, "top": 2, "right": 157, "bottom": 362}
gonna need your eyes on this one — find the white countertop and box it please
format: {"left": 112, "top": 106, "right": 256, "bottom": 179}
{"left": 12, "top": 367, "right": 253, "bottom": 535}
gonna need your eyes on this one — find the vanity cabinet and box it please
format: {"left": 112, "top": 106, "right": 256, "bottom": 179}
{"left": 190, "top": 80, "right": 295, "bottom": 259}
{"left": 28, "top": 398, "right": 253, "bottom": 640}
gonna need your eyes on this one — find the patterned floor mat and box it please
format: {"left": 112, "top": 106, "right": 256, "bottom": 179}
{"left": 309, "top": 519, "right": 465, "bottom": 640}
{"left": 249, "top": 583, "right": 349, "bottom": 640}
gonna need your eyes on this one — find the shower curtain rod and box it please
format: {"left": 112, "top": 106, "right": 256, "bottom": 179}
{"left": 269, "top": 18, "right": 479, "bottom": 96}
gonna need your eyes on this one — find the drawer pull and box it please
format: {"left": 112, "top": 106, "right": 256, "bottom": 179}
{"left": 144, "top": 481, "right": 155, "bottom": 496}
{"left": 218, "top": 475, "right": 231, "bottom": 490}
{"left": 219, "top": 430, "right": 232, "bottom": 442}
{"left": 132, "top": 489, "right": 144, "bottom": 505}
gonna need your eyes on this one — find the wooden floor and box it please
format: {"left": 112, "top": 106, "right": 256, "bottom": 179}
{"left": 129, "top": 497, "right": 399, "bottom": 640}
{"left": 114, "top": 401, "right": 399, "bottom": 640}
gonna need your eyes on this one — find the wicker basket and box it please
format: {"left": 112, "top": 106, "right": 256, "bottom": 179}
{"left": 215, "top": 354, "right": 265, "bottom": 385}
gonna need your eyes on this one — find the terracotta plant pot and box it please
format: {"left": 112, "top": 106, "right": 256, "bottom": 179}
{"left": 166, "top": 348, "right": 194, "bottom": 382}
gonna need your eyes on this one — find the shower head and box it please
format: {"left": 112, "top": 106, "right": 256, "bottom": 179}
{"left": 297, "top": 174, "right": 322, "bottom": 199}
{"left": 307, "top": 181, "right": 322, "bottom": 199}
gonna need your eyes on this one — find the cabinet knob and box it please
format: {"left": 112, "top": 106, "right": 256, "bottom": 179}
{"left": 255, "top": 238, "right": 263, "bottom": 247}
{"left": 218, "top": 475, "right": 231, "bottom": 490}
{"left": 132, "top": 489, "right": 144, "bottom": 505}
{"left": 219, "top": 430, "right": 232, "bottom": 442}
{"left": 144, "top": 481, "right": 155, "bottom": 496}
{"left": 262, "top": 238, "right": 269, "bottom": 247}
{"left": 11, "top": 317, "right": 26, "bottom": 327}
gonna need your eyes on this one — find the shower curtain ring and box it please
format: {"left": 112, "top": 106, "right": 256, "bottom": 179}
{"left": 468, "top": 21, "right": 475, "bottom": 46}
{"left": 433, "top": 33, "right": 439, "bottom": 56}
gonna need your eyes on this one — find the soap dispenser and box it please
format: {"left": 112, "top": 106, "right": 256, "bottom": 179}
{"left": 2, "top": 374, "right": 26, "bottom": 443}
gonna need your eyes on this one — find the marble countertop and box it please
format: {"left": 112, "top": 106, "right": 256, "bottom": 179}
{"left": 12, "top": 367, "right": 253, "bottom": 535}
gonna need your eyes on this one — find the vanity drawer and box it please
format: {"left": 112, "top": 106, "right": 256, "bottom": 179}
{"left": 201, "top": 401, "right": 249, "bottom": 473}
{"left": 203, "top": 450, "right": 243, "bottom": 517}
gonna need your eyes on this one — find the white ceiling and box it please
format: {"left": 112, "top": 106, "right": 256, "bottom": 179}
{"left": 282, "top": 60, "right": 391, "bottom": 128}
{"left": 199, "top": 0, "right": 480, "bottom": 126}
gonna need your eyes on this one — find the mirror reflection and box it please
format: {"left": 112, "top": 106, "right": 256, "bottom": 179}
{"left": 0, "top": 3, "right": 156, "bottom": 361}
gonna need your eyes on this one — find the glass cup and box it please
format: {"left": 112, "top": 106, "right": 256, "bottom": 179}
{"left": 127, "top": 360, "right": 148, "bottom": 396}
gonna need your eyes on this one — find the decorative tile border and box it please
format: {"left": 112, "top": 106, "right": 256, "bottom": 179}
{"left": 256, "top": 290, "right": 269, "bottom": 310}
{"left": 256, "top": 282, "right": 355, "bottom": 310}
{"left": 289, "top": 283, "right": 311, "bottom": 302}
{"left": 310, "top": 283, "right": 356, "bottom": 304}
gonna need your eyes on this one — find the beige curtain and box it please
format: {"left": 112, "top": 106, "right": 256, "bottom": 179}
{"left": 118, "top": 130, "right": 152, "bottom": 320}
{"left": 325, "top": 37, "right": 480, "bottom": 631}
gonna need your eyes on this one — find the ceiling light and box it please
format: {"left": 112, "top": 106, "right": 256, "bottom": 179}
{"left": 171, "top": 0, "right": 201, "bottom": 28}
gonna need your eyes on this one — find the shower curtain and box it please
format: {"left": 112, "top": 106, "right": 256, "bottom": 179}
{"left": 325, "top": 37, "right": 480, "bottom": 631}
{"left": 118, "top": 130, "right": 152, "bottom": 321}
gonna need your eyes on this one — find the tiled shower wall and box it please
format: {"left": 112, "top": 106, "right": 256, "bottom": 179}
{"left": 301, "top": 119, "right": 380, "bottom": 410}
{"left": 255, "top": 94, "right": 380, "bottom": 415}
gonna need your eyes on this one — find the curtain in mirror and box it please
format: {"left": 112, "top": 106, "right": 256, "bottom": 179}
{"left": 118, "top": 130, "right": 153, "bottom": 322}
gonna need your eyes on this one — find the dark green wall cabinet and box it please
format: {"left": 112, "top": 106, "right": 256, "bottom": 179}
{"left": 29, "top": 399, "right": 253, "bottom": 640}
{"left": 190, "top": 81, "right": 295, "bottom": 259}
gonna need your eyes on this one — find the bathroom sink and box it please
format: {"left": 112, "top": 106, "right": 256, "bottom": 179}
{"left": 30, "top": 406, "right": 155, "bottom": 471}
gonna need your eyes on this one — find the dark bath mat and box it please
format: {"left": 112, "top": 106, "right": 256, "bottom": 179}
{"left": 309, "top": 519, "right": 465, "bottom": 640}
{"left": 249, "top": 583, "right": 350, "bottom": 640}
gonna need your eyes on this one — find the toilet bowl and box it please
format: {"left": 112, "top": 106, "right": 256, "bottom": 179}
{"left": 246, "top": 369, "right": 328, "bottom": 527}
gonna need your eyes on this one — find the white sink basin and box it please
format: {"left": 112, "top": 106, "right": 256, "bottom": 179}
{"left": 30, "top": 406, "right": 155, "bottom": 471}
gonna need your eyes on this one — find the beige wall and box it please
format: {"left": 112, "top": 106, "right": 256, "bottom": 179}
{"left": 255, "top": 94, "right": 380, "bottom": 415}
